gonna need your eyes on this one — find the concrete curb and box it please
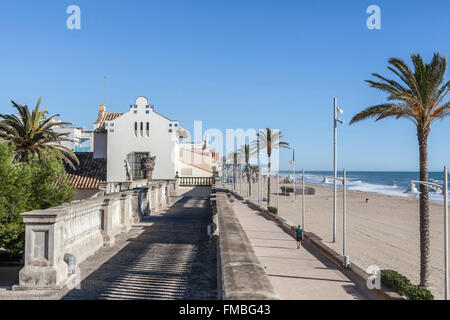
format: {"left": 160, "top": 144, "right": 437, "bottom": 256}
{"left": 212, "top": 188, "right": 280, "bottom": 300}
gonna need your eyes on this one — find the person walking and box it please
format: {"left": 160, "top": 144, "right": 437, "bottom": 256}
{"left": 296, "top": 225, "right": 303, "bottom": 249}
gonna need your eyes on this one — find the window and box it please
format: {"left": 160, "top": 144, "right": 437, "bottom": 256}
{"left": 130, "top": 152, "right": 150, "bottom": 180}
{"left": 134, "top": 122, "right": 137, "bottom": 136}
{"left": 146, "top": 122, "right": 149, "bottom": 136}
{"left": 140, "top": 122, "right": 143, "bottom": 136}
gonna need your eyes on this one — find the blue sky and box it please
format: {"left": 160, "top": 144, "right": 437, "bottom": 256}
{"left": 0, "top": 0, "right": 449, "bottom": 171}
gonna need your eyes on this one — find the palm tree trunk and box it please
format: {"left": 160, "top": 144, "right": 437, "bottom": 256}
{"left": 247, "top": 165, "right": 251, "bottom": 197}
{"left": 268, "top": 159, "right": 271, "bottom": 205}
{"left": 418, "top": 127, "right": 431, "bottom": 287}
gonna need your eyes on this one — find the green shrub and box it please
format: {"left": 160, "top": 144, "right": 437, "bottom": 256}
{"left": 0, "top": 143, "right": 75, "bottom": 256}
{"left": 280, "top": 186, "right": 294, "bottom": 193}
{"left": 268, "top": 206, "right": 278, "bottom": 214}
{"left": 405, "top": 285, "right": 434, "bottom": 300}
{"left": 380, "top": 269, "right": 411, "bottom": 296}
{"left": 0, "top": 222, "right": 25, "bottom": 259}
{"left": 380, "top": 269, "right": 434, "bottom": 300}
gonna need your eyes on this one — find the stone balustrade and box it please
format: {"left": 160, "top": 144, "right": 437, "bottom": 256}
{"left": 178, "top": 176, "right": 213, "bottom": 186}
{"left": 15, "top": 180, "right": 172, "bottom": 290}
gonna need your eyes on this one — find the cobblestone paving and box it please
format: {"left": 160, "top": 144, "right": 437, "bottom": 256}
{"left": 63, "top": 187, "right": 217, "bottom": 300}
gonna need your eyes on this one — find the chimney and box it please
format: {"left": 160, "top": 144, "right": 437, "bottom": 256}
{"left": 98, "top": 104, "right": 106, "bottom": 118}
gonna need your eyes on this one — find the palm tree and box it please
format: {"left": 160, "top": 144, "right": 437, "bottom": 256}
{"left": 239, "top": 144, "right": 252, "bottom": 196}
{"left": 253, "top": 128, "right": 290, "bottom": 205}
{"left": 0, "top": 98, "right": 79, "bottom": 169}
{"left": 233, "top": 152, "right": 238, "bottom": 191}
{"left": 350, "top": 53, "right": 449, "bottom": 287}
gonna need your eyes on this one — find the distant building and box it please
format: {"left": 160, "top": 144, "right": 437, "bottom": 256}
{"left": 64, "top": 96, "right": 219, "bottom": 199}
{"left": 93, "top": 96, "right": 189, "bottom": 182}
{"left": 52, "top": 122, "right": 93, "bottom": 152}
{"left": 64, "top": 152, "right": 106, "bottom": 200}
{"left": 179, "top": 139, "right": 219, "bottom": 177}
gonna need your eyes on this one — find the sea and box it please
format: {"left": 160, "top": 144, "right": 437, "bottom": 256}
{"left": 279, "top": 171, "right": 449, "bottom": 202}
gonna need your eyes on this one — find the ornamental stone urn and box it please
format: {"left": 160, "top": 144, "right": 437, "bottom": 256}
{"left": 141, "top": 156, "right": 156, "bottom": 181}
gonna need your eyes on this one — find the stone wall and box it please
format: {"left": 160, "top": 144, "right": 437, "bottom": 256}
{"left": 212, "top": 187, "right": 279, "bottom": 300}
{"left": 15, "top": 181, "right": 171, "bottom": 290}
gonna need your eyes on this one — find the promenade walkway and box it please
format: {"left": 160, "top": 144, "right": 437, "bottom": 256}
{"left": 231, "top": 199, "right": 373, "bottom": 300}
{"left": 62, "top": 187, "right": 217, "bottom": 300}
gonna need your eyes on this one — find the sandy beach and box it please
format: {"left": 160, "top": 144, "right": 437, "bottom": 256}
{"left": 228, "top": 179, "right": 448, "bottom": 300}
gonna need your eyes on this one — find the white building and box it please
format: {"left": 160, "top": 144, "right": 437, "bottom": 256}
{"left": 93, "top": 96, "right": 189, "bottom": 182}
{"left": 51, "top": 122, "right": 93, "bottom": 152}
{"left": 179, "top": 139, "right": 219, "bottom": 177}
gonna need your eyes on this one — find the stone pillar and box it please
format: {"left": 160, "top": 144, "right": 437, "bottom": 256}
{"left": 144, "top": 187, "right": 151, "bottom": 215}
{"left": 100, "top": 198, "right": 115, "bottom": 247}
{"left": 120, "top": 191, "right": 133, "bottom": 232}
{"left": 151, "top": 185, "right": 158, "bottom": 212}
{"left": 165, "top": 183, "right": 170, "bottom": 205}
{"left": 17, "top": 208, "right": 69, "bottom": 289}
{"left": 131, "top": 189, "right": 141, "bottom": 223}
{"left": 157, "top": 184, "right": 163, "bottom": 209}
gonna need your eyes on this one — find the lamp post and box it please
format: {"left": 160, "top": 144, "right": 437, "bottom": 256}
{"left": 302, "top": 168, "right": 305, "bottom": 229}
{"left": 405, "top": 166, "right": 448, "bottom": 300}
{"left": 333, "top": 97, "right": 344, "bottom": 243}
{"left": 292, "top": 149, "right": 296, "bottom": 202}
{"left": 296, "top": 169, "right": 306, "bottom": 229}
{"left": 277, "top": 173, "right": 280, "bottom": 214}
{"left": 323, "top": 169, "right": 349, "bottom": 267}
{"left": 257, "top": 133, "right": 261, "bottom": 205}
{"left": 240, "top": 165, "right": 243, "bottom": 196}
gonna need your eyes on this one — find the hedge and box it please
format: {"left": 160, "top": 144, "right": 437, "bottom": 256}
{"left": 280, "top": 186, "right": 294, "bottom": 193}
{"left": 380, "top": 269, "right": 434, "bottom": 300}
{"left": 267, "top": 206, "right": 278, "bottom": 214}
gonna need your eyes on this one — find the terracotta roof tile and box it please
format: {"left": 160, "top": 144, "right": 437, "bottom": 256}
{"left": 65, "top": 152, "right": 106, "bottom": 189}
{"left": 94, "top": 112, "right": 123, "bottom": 127}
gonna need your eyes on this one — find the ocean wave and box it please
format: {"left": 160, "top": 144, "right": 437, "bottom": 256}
{"left": 295, "top": 172, "right": 448, "bottom": 202}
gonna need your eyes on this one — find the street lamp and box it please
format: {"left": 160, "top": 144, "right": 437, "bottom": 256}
{"left": 296, "top": 169, "right": 306, "bottom": 230}
{"left": 323, "top": 168, "right": 349, "bottom": 267}
{"left": 405, "top": 166, "right": 449, "bottom": 300}
{"left": 277, "top": 172, "right": 280, "bottom": 214}
{"left": 240, "top": 165, "right": 243, "bottom": 196}
{"left": 333, "top": 97, "right": 344, "bottom": 243}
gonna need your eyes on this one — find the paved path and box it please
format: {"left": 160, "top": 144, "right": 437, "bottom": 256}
{"left": 231, "top": 200, "right": 372, "bottom": 300}
{"left": 63, "top": 187, "right": 217, "bottom": 300}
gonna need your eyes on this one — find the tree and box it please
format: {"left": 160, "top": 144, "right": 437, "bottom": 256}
{"left": 239, "top": 144, "right": 252, "bottom": 196}
{"left": 350, "top": 53, "right": 449, "bottom": 287}
{"left": 0, "top": 143, "right": 75, "bottom": 256}
{"left": 253, "top": 129, "right": 290, "bottom": 205}
{"left": 0, "top": 97, "right": 79, "bottom": 169}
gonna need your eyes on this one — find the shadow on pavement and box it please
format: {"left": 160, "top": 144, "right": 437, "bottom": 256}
{"left": 63, "top": 187, "right": 217, "bottom": 300}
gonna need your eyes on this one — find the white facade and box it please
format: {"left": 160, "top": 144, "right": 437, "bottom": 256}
{"left": 94, "top": 97, "right": 188, "bottom": 182}
{"left": 52, "top": 125, "right": 93, "bottom": 152}
{"left": 178, "top": 140, "right": 219, "bottom": 177}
